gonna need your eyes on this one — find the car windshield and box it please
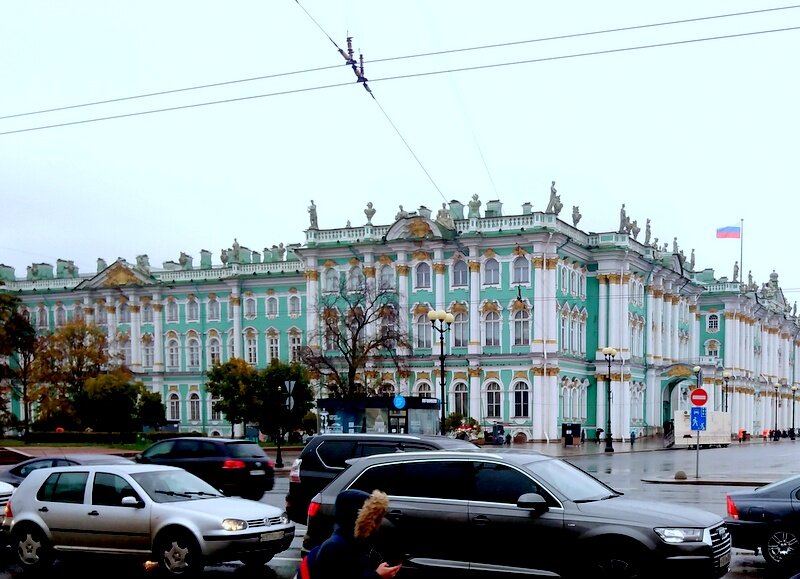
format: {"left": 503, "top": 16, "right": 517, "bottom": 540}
{"left": 131, "top": 470, "right": 224, "bottom": 503}
{"left": 522, "top": 457, "right": 619, "bottom": 502}
{"left": 226, "top": 442, "right": 267, "bottom": 458}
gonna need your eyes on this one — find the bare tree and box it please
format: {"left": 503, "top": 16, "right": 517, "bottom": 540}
{"left": 300, "top": 277, "right": 411, "bottom": 399}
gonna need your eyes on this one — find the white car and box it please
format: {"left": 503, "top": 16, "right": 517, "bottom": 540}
{"left": 3, "top": 463, "right": 294, "bottom": 576}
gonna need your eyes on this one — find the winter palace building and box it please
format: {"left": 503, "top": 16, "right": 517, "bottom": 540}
{"left": 2, "top": 195, "right": 798, "bottom": 443}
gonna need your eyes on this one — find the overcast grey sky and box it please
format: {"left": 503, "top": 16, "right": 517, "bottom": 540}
{"left": 2, "top": 1, "right": 798, "bottom": 299}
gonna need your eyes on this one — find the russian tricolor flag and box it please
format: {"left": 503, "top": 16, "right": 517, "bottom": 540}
{"left": 716, "top": 226, "right": 741, "bottom": 239}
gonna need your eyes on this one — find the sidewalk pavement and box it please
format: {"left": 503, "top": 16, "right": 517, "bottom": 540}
{"left": 3, "top": 434, "right": 789, "bottom": 486}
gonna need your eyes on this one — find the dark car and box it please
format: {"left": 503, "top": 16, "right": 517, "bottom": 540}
{"left": 725, "top": 473, "right": 800, "bottom": 571}
{"left": 133, "top": 437, "right": 274, "bottom": 500}
{"left": 0, "top": 453, "right": 134, "bottom": 487}
{"left": 285, "top": 433, "right": 478, "bottom": 524}
{"left": 304, "top": 450, "right": 731, "bottom": 579}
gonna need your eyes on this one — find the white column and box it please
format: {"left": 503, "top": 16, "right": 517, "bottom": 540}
{"left": 469, "top": 259, "right": 481, "bottom": 355}
{"left": 646, "top": 288, "right": 655, "bottom": 364}
{"left": 662, "top": 293, "right": 672, "bottom": 362}
{"left": 621, "top": 274, "right": 631, "bottom": 358}
{"left": 305, "top": 269, "right": 319, "bottom": 348}
{"left": 689, "top": 306, "right": 699, "bottom": 361}
{"left": 130, "top": 301, "right": 142, "bottom": 372}
{"left": 84, "top": 297, "right": 95, "bottom": 325}
{"left": 231, "top": 294, "right": 242, "bottom": 358}
{"left": 597, "top": 274, "right": 608, "bottom": 354}
{"left": 653, "top": 290, "right": 663, "bottom": 364}
{"left": 543, "top": 258, "right": 558, "bottom": 357}
{"left": 608, "top": 274, "right": 621, "bottom": 352}
{"left": 434, "top": 261, "right": 446, "bottom": 311}
{"left": 153, "top": 302, "right": 164, "bottom": 372}
{"left": 106, "top": 304, "right": 118, "bottom": 357}
{"left": 533, "top": 369, "right": 547, "bottom": 440}
{"left": 397, "top": 262, "right": 410, "bottom": 355}
{"left": 669, "top": 296, "right": 679, "bottom": 363}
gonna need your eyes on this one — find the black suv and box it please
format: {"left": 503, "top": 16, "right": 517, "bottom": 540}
{"left": 303, "top": 450, "right": 731, "bottom": 579}
{"left": 285, "top": 433, "right": 477, "bottom": 524}
{"left": 133, "top": 437, "right": 274, "bottom": 500}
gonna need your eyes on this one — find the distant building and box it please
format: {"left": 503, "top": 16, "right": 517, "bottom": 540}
{"left": 2, "top": 198, "right": 796, "bottom": 442}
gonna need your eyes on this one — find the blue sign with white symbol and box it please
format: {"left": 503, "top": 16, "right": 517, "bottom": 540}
{"left": 393, "top": 395, "right": 406, "bottom": 410}
{"left": 690, "top": 407, "right": 707, "bottom": 431}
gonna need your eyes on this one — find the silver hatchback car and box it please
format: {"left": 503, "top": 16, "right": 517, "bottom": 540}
{"left": 3, "top": 463, "right": 294, "bottom": 576}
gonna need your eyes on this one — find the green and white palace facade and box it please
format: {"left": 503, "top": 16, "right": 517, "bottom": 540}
{"left": 2, "top": 197, "right": 798, "bottom": 442}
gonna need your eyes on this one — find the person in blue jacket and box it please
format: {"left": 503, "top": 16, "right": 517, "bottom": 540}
{"left": 305, "top": 489, "right": 402, "bottom": 579}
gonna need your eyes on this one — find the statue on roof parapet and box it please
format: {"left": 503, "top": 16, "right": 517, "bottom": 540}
{"left": 436, "top": 203, "right": 455, "bottom": 229}
{"left": 364, "top": 202, "right": 376, "bottom": 225}
{"left": 644, "top": 219, "right": 651, "bottom": 246}
{"left": 572, "top": 206, "right": 582, "bottom": 227}
{"left": 468, "top": 194, "right": 482, "bottom": 218}
{"left": 395, "top": 205, "right": 408, "bottom": 220}
{"left": 308, "top": 200, "right": 319, "bottom": 229}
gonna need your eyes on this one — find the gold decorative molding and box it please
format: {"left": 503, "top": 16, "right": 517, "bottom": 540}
{"left": 83, "top": 307, "right": 94, "bottom": 316}
{"left": 417, "top": 371, "right": 431, "bottom": 380}
{"left": 105, "top": 306, "right": 116, "bottom": 314}
{"left": 653, "top": 289, "right": 663, "bottom": 298}
{"left": 243, "top": 290, "right": 254, "bottom": 297}
{"left": 266, "top": 288, "right": 275, "bottom": 296}
{"left": 129, "top": 305, "right": 141, "bottom": 313}
{"left": 545, "top": 257, "right": 559, "bottom": 269}
{"left": 485, "top": 371, "right": 500, "bottom": 380}
{"left": 153, "top": 304, "right": 163, "bottom": 312}
{"left": 607, "top": 273, "right": 621, "bottom": 284}
{"left": 141, "top": 334, "right": 153, "bottom": 344}
{"left": 483, "top": 248, "right": 496, "bottom": 258}
{"left": 95, "top": 298, "right": 106, "bottom": 305}
{"left": 723, "top": 311, "right": 735, "bottom": 319}
{"left": 597, "top": 274, "right": 608, "bottom": 284}
{"left": 363, "top": 266, "right": 376, "bottom": 278}
{"left": 267, "top": 328, "right": 279, "bottom": 336}
{"left": 349, "top": 257, "right": 361, "bottom": 266}
{"left": 532, "top": 256, "right": 544, "bottom": 268}
{"left": 305, "top": 270, "right": 319, "bottom": 281}
{"left": 409, "top": 218, "right": 432, "bottom": 238}
{"left": 481, "top": 301, "right": 500, "bottom": 313}
{"left": 670, "top": 296, "right": 680, "bottom": 305}
{"left": 103, "top": 263, "right": 139, "bottom": 287}
{"left": 468, "top": 261, "right": 481, "bottom": 273}
{"left": 412, "top": 303, "right": 431, "bottom": 315}
{"left": 433, "top": 263, "right": 446, "bottom": 274}
{"left": 513, "top": 246, "right": 527, "bottom": 256}
{"left": 454, "top": 372, "right": 467, "bottom": 380}
{"left": 468, "top": 367, "right": 481, "bottom": 378}
{"left": 646, "top": 286, "right": 654, "bottom": 295}
{"left": 288, "top": 327, "right": 301, "bottom": 336}
{"left": 382, "top": 372, "right": 394, "bottom": 382}
{"left": 513, "top": 370, "right": 528, "bottom": 380}
{"left": 208, "top": 293, "right": 217, "bottom": 299}
{"left": 622, "top": 274, "right": 631, "bottom": 284}
{"left": 533, "top": 367, "right": 545, "bottom": 376}
{"left": 451, "top": 302, "right": 468, "bottom": 314}
{"left": 546, "top": 367, "right": 560, "bottom": 376}
{"left": 397, "top": 265, "right": 410, "bottom": 275}
{"left": 229, "top": 296, "right": 241, "bottom": 306}
{"left": 412, "top": 250, "right": 431, "bottom": 262}
{"left": 689, "top": 305, "right": 697, "bottom": 313}
{"left": 511, "top": 300, "right": 528, "bottom": 311}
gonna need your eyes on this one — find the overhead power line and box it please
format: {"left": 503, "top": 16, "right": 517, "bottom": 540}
{"left": 2, "top": 4, "right": 799, "bottom": 122}
{"left": 1, "top": 25, "right": 799, "bottom": 137}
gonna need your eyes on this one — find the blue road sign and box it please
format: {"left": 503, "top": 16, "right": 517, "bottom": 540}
{"left": 690, "top": 407, "right": 707, "bottom": 431}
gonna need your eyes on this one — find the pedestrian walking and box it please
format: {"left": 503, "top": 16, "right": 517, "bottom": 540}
{"left": 580, "top": 429, "right": 586, "bottom": 444}
{"left": 504, "top": 433, "right": 511, "bottom": 446}
{"left": 299, "top": 489, "right": 402, "bottom": 579}
{"left": 595, "top": 428, "right": 603, "bottom": 444}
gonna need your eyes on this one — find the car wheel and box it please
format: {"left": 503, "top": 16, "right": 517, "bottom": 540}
{"left": 761, "top": 528, "right": 800, "bottom": 569}
{"left": 583, "top": 544, "right": 646, "bottom": 579}
{"left": 12, "top": 524, "right": 53, "bottom": 572}
{"left": 155, "top": 531, "right": 204, "bottom": 577}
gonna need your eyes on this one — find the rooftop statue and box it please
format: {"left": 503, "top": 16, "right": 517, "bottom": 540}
{"left": 630, "top": 220, "right": 640, "bottom": 240}
{"left": 733, "top": 261, "right": 739, "bottom": 283}
{"left": 644, "top": 218, "right": 651, "bottom": 245}
{"left": 572, "top": 206, "right": 582, "bottom": 227}
{"left": 619, "top": 204, "right": 627, "bottom": 233}
{"left": 468, "top": 194, "right": 481, "bottom": 218}
{"left": 364, "top": 202, "right": 376, "bottom": 225}
{"left": 546, "top": 181, "right": 558, "bottom": 213}
{"left": 690, "top": 248, "right": 695, "bottom": 270}
{"left": 395, "top": 205, "right": 408, "bottom": 220}
{"left": 308, "top": 200, "right": 319, "bottom": 229}
{"left": 436, "top": 202, "right": 455, "bottom": 229}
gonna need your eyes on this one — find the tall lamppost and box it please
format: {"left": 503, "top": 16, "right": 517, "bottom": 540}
{"left": 601, "top": 347, "right": 617, "bottom": 453}
{"left": 428, "top": 309, "right": 454, "bottom": 436}
{"left": 774, "top": 381, "right": 781, "bottom": 441}
{"left": 722, "top": 370, "right": 732, "bottom": 413}
{"left": 792, "top": 385, "right": 798, "bottom": 440}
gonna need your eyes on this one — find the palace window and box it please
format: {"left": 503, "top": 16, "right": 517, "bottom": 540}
{"left": 209, "top": 337, "right": 221, "bottom": 366}
{"left": 168, "top": 393, "right": 180, "bottom": 421}
{"left": 707, "top": 313, "right": 719, "bottom": 333}
{"left": 348, "top": 267, "right": 365, "bottom": 291}
{"left": 453, "top": 312, "right": 468, "bottom": 347}
{"left": 166, "top": 301, "right": 178, "bottom": 323}
{"left": 324, "top": 268, "right": 339, "bottom": 292}
{"left": 484, "top": 259, "right": 499, "bottom": 285}
{"left": 454, "top": 383, "right": 468, "bottom": 416}
{"left": 453, "top": 260, "right": 468, "bottom": 287}
{"left": 514, "top": 383, "right": 530, "bottom": 417}
{"left": 267, "top": 334, "right": 280, "bottom": 362}
{"left": 210, "top": 396, "right": 222, "bottom": 421}
{"left": 207, "top": 298, "right": 220, "bottom": 321}
{"left": 167, "top": 339, "right": 180, "bottom": 369}
{"left": 246, "top": 335, "right": 258, "bottom": 365}
{"left": 142, "top": 341, "right": 154, "bottom": 368}
{"left": 288, "top": 295, "right": 300, "bottom": 316}
{"left": 513, "top": 309, "right": 530, "bottom": 346}
{"left": 142, "top": 303, "right": 153, "bottom": 323}
{"left": 244, "top": 297, "right": 256, "bottom": 319}
{"left": 55, "top": 306, "right": 66, "bottom": 327}
{"left": 187, "top": 338, "right": 200, "bottom": 369}
{"left": 118, "top": 303, "right": 130, "bottom": 323}
{"left": 267, "top": 297, "right": 278, "bottom": 317}
{"left": 512, "top": 256, "right": 529, "bottom": 284}
{"left": 484, "top": 311, "right": 501, "bottom": 347}
{"left": 290, "top": 333, "right": 302, "bottom": 362}
{"left": 416, "top": 383, "right": 433, "bottom": 398}
{"left": 486, "top": 383, "right": 501, "bottom": 418}
{"left": 415, "top": 314, "right": 431, "bottom": 349}
{"left": 415, "top": 263, "right": 431, "bottom": 289}
{"left": 189, "top": 392, "right": 201, "bottom": 422}
{"left": 186, "top": 299, "right": 199, "bottom": 322}
{"left": 379, "top": 265, "right": 394, "bottom": 290}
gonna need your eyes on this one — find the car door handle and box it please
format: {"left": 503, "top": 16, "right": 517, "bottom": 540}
{"left": 472, "top": 515, "right": 490, "bottom": 526}
{"left": 37, "top": 507, "right": 48, "bottom": 513}
{"left": 386, "top": 510, "right": 404, "bottom": 521}
{"left": 88, "top": 510, "right": 99, "bottom": 516}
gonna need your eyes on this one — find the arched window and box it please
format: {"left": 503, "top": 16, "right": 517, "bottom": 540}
{"left": 189, "top": 392, "right": 201, "bottom": 422}
{"left": 168, "top": 393, "right": 180, "bottom": 421}
{"left": 379, "top": 265, "right": 394, "bottom": 290}
{"left": 142, "top": 303, "right": 153, "bottom": 323}
{"left": 244, "top": 297, "right": 256, "bottom": 318}
{"left": 166, "top": 301, "right": 178, "bottom": 323}
{"left": 142, "top": 339, "right": 154, "bottom": 368}
{"left": 707, "top": 314, "right": 719, "bottom": 333}
{"left": 118, "top": 303, "right": 130, "bottom": 323}
{"left": 73, "top": 306, "right": 83, "bottom": 321}
{"left": 187, "top": 338, "right": 200, "bottom": 368}
{"left": 186, "top": 299, "right": 199, "bottom": 322}
{"left": 416, "top": 383, "right": 433, "bottom": 398}
{"left": 245, "top": 333, "right": 258, "bottom": 364}
{"left": 288, "top": 295, "right": 300, "bottom": 316}
{"left": 513, "top": 309, "right": 529, "bottom": 346}
{"left": 290, "top": 332, "right": 302, "bottom": 361}
{"left": 559, "top": 311, "right": 569, "bottom": 350}
{"left": 36, "top": 306, "right": 48, "bottom": 328}
{"left": 96, "top": 306, "right": 107, "bottom": 325}
{"left": 208, "top": 298, "right": 220, "bottom": 321}
{"left": 453, "top": 261, "right": 468, "bottom": 287}
{"left": 348, "top": 266, "right": 365, "bottom": 291}
{"left": 486, "top": 383, "right": 501, "bottom": 418}
{"left": 267, "top": 297, "right": 278, "bottom": 317}
{"left": 167, "top": 339, "right": 180, "bottom": 369}
{"left": 227, "top": 333, "right": 234, "bottom": 361}
{"left": 267, "top": 333, "right": 280, "bottom": 362}
{"left": 119, "top": 340, "right": 131, "bottom": 365}
{"left": 415, "top": 314, "right": 431, "bottom": 348}
{"left": 209, "top": 337, "right": 221, "bottom": 366}
{"left": 560, "top": 267, "right": 568, "bottom": 292}
{"left": 55, "top": 306, "right": 66, "bottom": 327}
{"left": 324, "top": 268, "right": 339, "bottom": 292}
{"left": 453, "top": 312, "right": 468, "bottom": 347}
{"left": 484, "top": 311, "right": 501, "bottom": 347}
{"left": 512, "top": 256, "right": 529, "bottom": 284}
{"left": 454, "top": 383, "right": 468, "bottom": 416}
{"left": 484, "top": 259, "right": 500, "bottom": 285}
{"left": 570, "top": 271, "right": 578, "bottom": 295}
{"left": 415, "top": 263, "right": 431, "bottom": 289}
{"left": 210, "top": 395, "right": 222, "bottom": 421}
{"left": 513, "top": 383, "right": 530, "bottom": 417}
{"left": 380, "top": 383, "right": 395, "bottom": 396}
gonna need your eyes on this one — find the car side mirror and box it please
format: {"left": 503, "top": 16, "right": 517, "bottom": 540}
{"left": 121, "top": 496, "right": 144, "bottom": 508}
{"left": 517, "top": 492, "right": 548, "bottom": 514}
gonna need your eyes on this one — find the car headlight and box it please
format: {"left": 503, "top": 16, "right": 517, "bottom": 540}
{"left": 222, "top": 518, "right": 248, "bottom": 531}
{"left": 654, "top": 527, "right": 704, "bottom": 543}
{"left": 280, "top": 512, "right": 290, "bottom": 525}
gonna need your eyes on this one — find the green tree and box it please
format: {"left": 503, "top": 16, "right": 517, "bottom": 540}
{"left": 0, "top": 293, "right": 37, "bottom": 436}
{"left": 81, "top": 368, "right": 145, "bottom": 432}
{"left": 300, "top": 277, "right": 410, "bottom": 399}
{"left": 137, "top": 389, "right": 167, "bottom": 431}
{"left": 206, "top": 358, "right": 258, "bottom": 435}
{"left": 247, "top": 361, "right": 313, "bottom": 443}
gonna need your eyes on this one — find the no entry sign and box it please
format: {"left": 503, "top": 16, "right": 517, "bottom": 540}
{"left": 690, "top": 388, "right": 708, "bottom": 406}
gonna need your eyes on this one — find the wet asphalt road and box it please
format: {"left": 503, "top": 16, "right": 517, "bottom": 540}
{"left": 1, "top": 441, "right": 798, "bottom": 578}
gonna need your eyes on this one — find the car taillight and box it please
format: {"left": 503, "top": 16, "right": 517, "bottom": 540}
{"left": 307, "top": 500, "right": 321, "bottom": 519}
{"left": 726, "top": 495, "right": 739, "bottom": 519}
{"left": 222, "top": 459, "right": 246, "bottom": 469}
{"left": 289, "top": 459, "right": 302, "bottom": 483}
{"left": 266, "top": 459, "right": 275, "bottom": 468}
{"left": 4, "top": 501, "right": 11, "bottom": 519}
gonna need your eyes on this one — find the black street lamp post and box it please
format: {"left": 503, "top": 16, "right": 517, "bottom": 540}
{"left": 428, "top": 309, "right": 454, "bottom": 436}
{"left": 792, "top": 385, "right": 798, "bottom": 440}
{"left": 722, "top": 370, "right": 732, "bottom": 413}
{"left": 601, "top": 347, "right": 617, "bottom": 453}
{"left": 774, "top": 382, "right": 781, "bottom": 442}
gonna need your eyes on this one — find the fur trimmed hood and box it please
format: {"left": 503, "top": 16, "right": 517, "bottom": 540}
{"left": 354, "top": 490, "right": 389, "bottom": 540}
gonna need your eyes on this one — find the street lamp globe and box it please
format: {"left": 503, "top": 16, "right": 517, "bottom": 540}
{"left": 601, "top": 346, "right": 617, "bottom": 358}
{"left": 692, "top": 366, "right": 701, "bottom": 375}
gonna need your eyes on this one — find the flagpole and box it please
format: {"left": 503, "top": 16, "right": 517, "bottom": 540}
{"left": 740, "top": 218, "right": 744, "bottom": 288}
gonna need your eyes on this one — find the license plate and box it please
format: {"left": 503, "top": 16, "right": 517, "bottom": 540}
{"left": 250, "top": 470, "right": 266, "bottom": 476}
{"left": 719, "top": 551, "right": 731, "bottom": 567}
{"left": 260, "top": 531, "right": 284, "bottom": 542}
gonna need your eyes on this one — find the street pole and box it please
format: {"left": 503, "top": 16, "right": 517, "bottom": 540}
{"left": 428, "top": 310, "right": 454, "bottom": 436}
{"left": 774, "top": 383, "right": 780, "bottom": 442}
{"left": 601, "top": 347, "right": 617, "bottom": 453}
{"left": 693, "top": 366, "right": 702, "bottom": 479}
{"left": 793, "top": 385, "right": 797, "bottom": 440}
